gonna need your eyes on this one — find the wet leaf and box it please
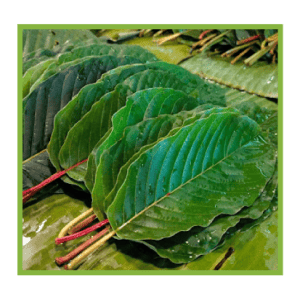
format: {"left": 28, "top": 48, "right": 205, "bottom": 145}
{"left": 180, "top": 52, "right": 278, "bottom": 98}
{"left": 23, "top": 55, "right": 142, "bottom": 160}
{"left": 107, "top": 110, "right": 276, "bottom": 240}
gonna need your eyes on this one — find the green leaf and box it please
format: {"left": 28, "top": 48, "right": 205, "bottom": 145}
{"left": 57, "top": 70, "right": 197, "bottom": 174}
{"left": 100, "top": 104, "right": 274, "bottom": 215}
{"left": 23, "top": 55, "right": 142, "bottom": 160}
{"left": 91, "top": 106, "right": 227, "bottom": 217}
{"left": 140, "top": 169, "right": 277, "bottom": 263}
{"left": 24, "top": 43, "right": 159, "bottom": 97}
{"left": 49, "top": 60, "right": 232, "bottom": 173}
{"left": 125, "top": 36, "right": 192, "bottom": 65}
{"left": 180, "top": 52, "right": 278, "bottom": 98}
{"left": 55, "top": 43, "right": 159, "bottom": 66}
{"left": 23, "top": 194, "right": 91, "bottom": 270}
{"left": 86, "top": 88, "right": 203, "bottom": 202}
{"left": 107, "top": 110, "right": 276, "bottom": 241}
{"left": 22, "top": 29, "right": 97, "bottom": 57}
{"left": 23, "top": 59, "right": 56, "bottom": 97}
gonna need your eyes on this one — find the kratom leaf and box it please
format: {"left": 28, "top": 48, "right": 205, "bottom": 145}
{"left": 48, "top": 61, "right": 229, "bottom": 171}
{"left": 22, "top": 29, "right": 97, "bottom": 57}
{"left": 22, "top": 38, "right": 106, "bottom": 74}
{"left": 91, "top": 106, "right": 224, "bottom": 216}
{"left": 23, "top": 150, "right": 63, "bottom": 201}
{"left": 23, "top": 55, "right": 142, "bottom": 160}
{"left": 180, "top": 52, "right": 278, "bottom": 98}
{"left": 23, "top": 43, "right": 159, "bottom": 97}
{"left": 55, "top": 43, "right": 159, "bottom": 66}
{"left": 140, "top": 169, "right": 277, "bottom": 263}
{"left": 106, "top": 110, "right": 276, "bottom": 241}
{"left": 23, "top": 59, "right": 56, "bottom": 97}
{"left": 83, "top": 88, "right": 202, "bottom": 199}
{"left": 100, "top": 104, "right": 272, "bottom": 216}
{"left": 57, "top": 70, "right": 198, "bottom": 173}
{"left": 260, "top": 111, "right": 278, "bottom": 147}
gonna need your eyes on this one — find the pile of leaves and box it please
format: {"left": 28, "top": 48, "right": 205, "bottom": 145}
{"left": 22, "top": 29, "right": 278, "bottom": 270}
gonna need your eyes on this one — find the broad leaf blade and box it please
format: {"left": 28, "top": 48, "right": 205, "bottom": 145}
{"left": 23, "top": 55, "right": 142, "bottom": 160}
{"left": 180, "top": 52, "right": 278, "bottom": 98}
{"left": 141, "top": 170, "right": 277, "bottom": 263}
{"left": 57, "top": 69, "right": 202, "bottom": 173}
{"left": 22, "top": 29, "right": 97, "bottom": 57}
{"left": 107, "top": 111, "right": 276, "bottom": 240}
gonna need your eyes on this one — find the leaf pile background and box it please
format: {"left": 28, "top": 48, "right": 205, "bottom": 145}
{"left": 22, "top": 28, "right": 279, "bottom": 271}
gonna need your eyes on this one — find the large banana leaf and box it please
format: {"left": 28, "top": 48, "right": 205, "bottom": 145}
{"left": 125, "top": 36, "right": 191, "bottom": 65}
{"left": 180, "top": 52, "right": 278, "bottom": 98}
{"left": 22, "top": 187, "right": 278, "bottom": 270}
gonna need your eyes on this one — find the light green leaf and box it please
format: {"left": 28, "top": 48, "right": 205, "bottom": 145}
{"left": 180, "top": 52, "right": 278, "bottom": 98}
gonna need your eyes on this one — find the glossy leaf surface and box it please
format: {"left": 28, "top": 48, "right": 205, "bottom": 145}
{"left": 23, "top": 55, "right": 142, "bottom": 160}
{"left": 22, "top": 29, "right": 97, "bottom": 57}
{"left": 92, "top": 106, "right": 225, "bottom": 216}
{"left": 57, "top": 70, "right": 194, "bottom": 175}
{"left": 141, "top": 171, "right": 277, "bottom": 263}
{"left": 23, "top": 43, "right": 159, "bottom": 96}
{"left": 107, "top": 111, "right": 276, "bottom": 240}
{"left": 181, "top": 52, "right": 278, "bottom": 98}
{"left": 88, "top": 90, "right": 204, "bottom": 207}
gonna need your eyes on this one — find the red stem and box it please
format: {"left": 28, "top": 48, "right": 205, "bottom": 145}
{"left": 22, "top": 158, "right": 88, "bottom": 204}
{"left": 199, "top": 30, "right": 214, "bottom": 40}
{"left": 68, "top": 214, "right": 97, "bottom": 235}
{"left": 55, "top": 219, "right": 109, "bottom": 245}
{"left": 237, "top": 34, "right": 261, "bottom": 45}
{"left": 55, "top": 227, "right": 110, "bottom": 266}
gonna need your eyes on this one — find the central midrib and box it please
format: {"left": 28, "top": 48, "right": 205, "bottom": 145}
{"left": 115, "top": 132, "right": 263, "bottom": 232}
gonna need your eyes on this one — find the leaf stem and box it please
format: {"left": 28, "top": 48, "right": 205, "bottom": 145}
{"left": 57, "top": 208, "right": 94, "bottom": 238}
{"left": 236, "top": 34, "right": 261, "bottom": 45}
{"left": 154, "top": 30, "right": 191, "bottom": 45}
{"left": 22, "top": 158, "right": 88, "bottom": 204}
{"left": 191, "top": 34, "right": 217, "bottom": 50}
{"left": 55, "top": 227, "right": 110, "bottom": 266}
{"left": 68, "top": 214, "right": 97, "bottom": 234}
{"left": 199, "top": 30, "right": 232, "bottom": 52}
{"left": 221, "top": 40, "right": 258, "bottom": 57}
{"left": 64, "top": 230, "right": 116, "bottom": 270}
{"left": 244, "top": 40, "right": 277, "bottom": 66}
{"left": 55, "top": 219, "right": 109, "bottom": 245}
{"left": 199, "top": 30, "right": 214, "bottom": 40}
{"left": 230, "top": 46, "right": 253, "bottom": 65}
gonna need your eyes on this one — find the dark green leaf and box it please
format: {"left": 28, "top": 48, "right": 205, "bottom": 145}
{"left": 107, "top": 110, "right": 276, "bottom": 241}
{"left": 23, "top": 55, "right": 142, "bottom": 160}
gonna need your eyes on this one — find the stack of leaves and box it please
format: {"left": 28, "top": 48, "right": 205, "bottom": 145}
{"left": 22, "top": 29, "right": 278, "bottom": 270}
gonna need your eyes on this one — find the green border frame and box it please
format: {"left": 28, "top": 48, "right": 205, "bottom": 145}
{"left": 18, "top": 24, "right": 283, "bottom": 275}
